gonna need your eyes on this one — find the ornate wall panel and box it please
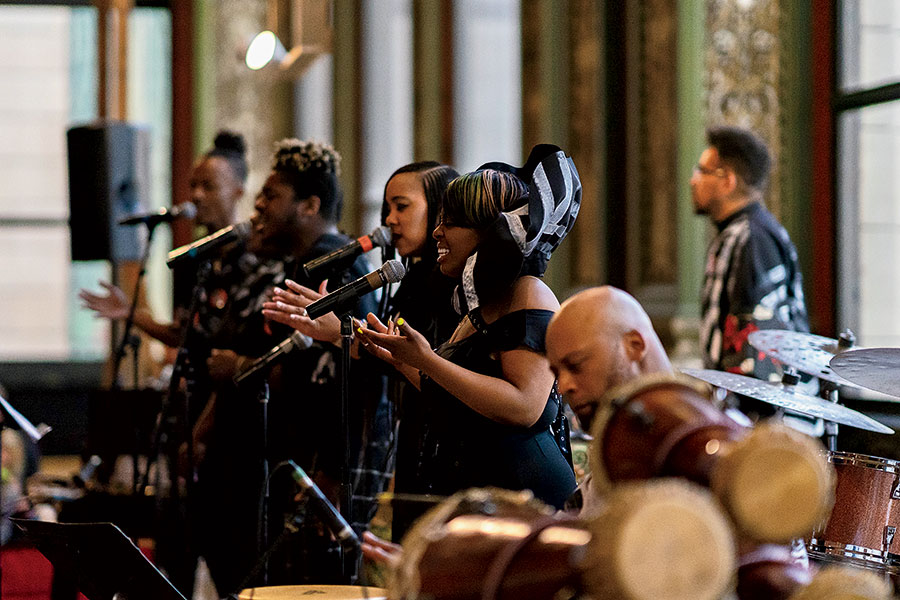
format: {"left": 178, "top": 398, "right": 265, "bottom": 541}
{"left": 705, "top": 0, "right": 782, "bottom": 218}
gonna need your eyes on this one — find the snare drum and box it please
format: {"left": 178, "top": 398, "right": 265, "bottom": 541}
{"left": 808, "top": 451, "right": 900, "bottom": 572}
{"left": 238, "top": 585, "right": 388, "bottom": 599}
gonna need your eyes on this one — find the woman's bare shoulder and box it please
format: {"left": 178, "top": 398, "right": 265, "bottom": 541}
{"left": 507, "top": 276, "right": 559, "bottom": 313}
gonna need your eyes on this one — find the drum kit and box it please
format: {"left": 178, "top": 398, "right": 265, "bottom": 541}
{"left": 685, "top": 329, "right": 900, "bottom": 577}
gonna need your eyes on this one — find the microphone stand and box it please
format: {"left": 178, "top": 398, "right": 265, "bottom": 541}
{"left": 110, "top": 220, "right": 159, "bottom": 393}
{"left": 109, "top": 221, "right": 157, "bottom": 493}
{"left": 232, "top": 366, "right": 275, "bottom": 584}
{"left": 339, "top": 311, "right": 357, "bottom": 584}
{"left": 258, "top": 381, "right": 270, "bottom": 584}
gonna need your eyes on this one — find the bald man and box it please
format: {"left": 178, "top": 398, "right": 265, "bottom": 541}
{"left": 546, "top": 286, "right": 672, "bottom": 431}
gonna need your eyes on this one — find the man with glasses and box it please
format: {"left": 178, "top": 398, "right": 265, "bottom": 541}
{"left": 691, "top": 126, "right": 809, "bottom": 381}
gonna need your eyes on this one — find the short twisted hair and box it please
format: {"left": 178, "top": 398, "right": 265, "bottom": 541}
{"left": 272, "top": 138, "right": 343, "bottom": 222}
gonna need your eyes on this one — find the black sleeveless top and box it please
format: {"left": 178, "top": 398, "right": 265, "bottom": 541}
{"left": 413, "top": 308, "right": 576, "bottom": 509}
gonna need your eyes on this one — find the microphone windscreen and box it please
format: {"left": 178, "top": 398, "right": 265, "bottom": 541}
{"left": 370, "top": 225, "right": 392, "bottom": 248}
{"left": 381, "top": 259, "right": 406, "bottom": 284}
{"left": 176, "top": 201, "right": 197, "bottom": 220}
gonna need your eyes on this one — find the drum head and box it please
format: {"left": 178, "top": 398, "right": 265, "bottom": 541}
{"left": 238, "top": 585, "right": 388, "bottom": 599}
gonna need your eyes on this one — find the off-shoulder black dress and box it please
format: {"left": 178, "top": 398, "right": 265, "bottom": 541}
{"left": 411, "top": 308, "right": 575, "bottom": 508}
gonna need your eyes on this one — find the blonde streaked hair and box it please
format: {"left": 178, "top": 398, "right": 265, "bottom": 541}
{"left": 440, "top": 169, "right": 529, "bottom": 229}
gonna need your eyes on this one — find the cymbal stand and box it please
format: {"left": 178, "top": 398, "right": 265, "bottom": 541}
{"left": 821, "top": 330, "right": 857, "bottom": 452}
{"left": 821, "top": 382, "right": 840, "bottom": 451}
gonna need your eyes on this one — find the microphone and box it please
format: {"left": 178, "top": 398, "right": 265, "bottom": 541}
{"left": 302, "top": 226, "right": 392, "bottom": 279}
{"left": 288, "top": 460, "right": 359, "bottom": 551}
{"left": 305, "top": 259, "right": 406, "bottom": 320}
{"left": 166, "top": 221, "right": 251, "bottom": 268}
{"left": 119, "top": 201, "right": 197, "bottom": 226}
{"left": 233, "top": 331, "right": 313, "bottom": 385}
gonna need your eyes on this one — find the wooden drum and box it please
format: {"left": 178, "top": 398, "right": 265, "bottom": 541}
{"left": 390, "top": 481, "right": 737, "bottom": 600}
{"left": 389, "top": 488, "right": 586, "bottom": 600}
{"left": 590, "top": 374, "right": 835, "bottom": 543}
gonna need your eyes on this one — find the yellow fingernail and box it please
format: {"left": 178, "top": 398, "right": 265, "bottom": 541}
{"left": 357, "top": 327, "right": 364, "bottom": 334}
{"left": 396, "top": 318, "right": 405, "bottom": 326}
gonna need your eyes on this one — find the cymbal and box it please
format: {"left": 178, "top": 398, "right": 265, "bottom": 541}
{"left": 747, "top": 330, "right": 862, "bottom": 388}
{"left": 830, "top": 347, "right": 900, "bottom": 400}
{"left": 681, "top": 368, "right": 893, "bottom": 434}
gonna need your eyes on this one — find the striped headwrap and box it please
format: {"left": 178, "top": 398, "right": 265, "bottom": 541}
{"left": 456, "top": 144, "right": 582, "bottom": 312}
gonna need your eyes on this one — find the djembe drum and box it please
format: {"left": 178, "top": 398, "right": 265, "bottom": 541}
{"left": 590, "top": 374, "right": 835, "bottom": 543}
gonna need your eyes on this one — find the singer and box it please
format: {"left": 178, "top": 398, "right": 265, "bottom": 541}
{"left": 190, "top": 138, "right": 389, "bottom": 593}
{"left": 356, "top": 146, "right": 582, "bottom": 514}
{"left": 263, "top": 161, "right": 461, "bottom": 538}
{"left": 78, "top": 131, "right": 297, "bottom": 593}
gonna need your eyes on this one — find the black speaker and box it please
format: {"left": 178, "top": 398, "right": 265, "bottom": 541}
{"left": 67, "top": 121, "right": 148, "bottom": 262}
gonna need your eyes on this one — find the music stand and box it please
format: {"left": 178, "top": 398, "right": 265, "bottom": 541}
{"left": 11, "top": 519, "right": 186, "bottom": 600}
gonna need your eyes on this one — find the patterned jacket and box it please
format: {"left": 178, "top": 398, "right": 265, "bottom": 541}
{"left": 700, "top": 202, "right": 809, "bottom": 377}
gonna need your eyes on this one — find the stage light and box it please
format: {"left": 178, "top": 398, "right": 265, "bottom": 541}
{"left": 245, "top": 30, "right": 287, "bottom": 71}
{"left": 242, "top": 0, "right": 333, "bottom": 80}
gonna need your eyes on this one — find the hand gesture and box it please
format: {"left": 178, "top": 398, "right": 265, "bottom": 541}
{"left": 361, "top": 531, "right": 403, "bottom": 567}
{"left": 78, "top": 281, "right": 129, "bottom": 320}
{"left": 356, "top": 315, "right": 434, "bottom": 372}
{"left": 263, "top": 279, "right": 342, "bottom": 344}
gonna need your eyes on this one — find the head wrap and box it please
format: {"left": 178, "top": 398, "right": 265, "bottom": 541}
{"left": 456, "top": 144, "right": 582, "bottom": 313}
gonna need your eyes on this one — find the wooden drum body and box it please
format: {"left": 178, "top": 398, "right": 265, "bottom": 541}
{"left": 590, "top": 374, "right": 745, "bottom": 488}
{"left": 390, "top": 488, "right": 587, "bottom": 600}
{"left": 808, "top": 451, "right": 900, "bottom": 572}
{"left": 591, "top": 374, "right": 835, "bottom": 543}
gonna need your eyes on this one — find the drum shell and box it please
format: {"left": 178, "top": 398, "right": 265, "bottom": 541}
{"left": 809, "top": 451, "right": 900, "bottom": 570}
{"left": 393, "top": 490, "right": 586, "bottom": 600}
{"left": 596, "top": 381, "right": 745, "bottom": 486}
{"left": 414, "top": 517, "right": 584, "bottom": 600}
{"left": 737, "top": 542, "right": 811, "bottom": 600}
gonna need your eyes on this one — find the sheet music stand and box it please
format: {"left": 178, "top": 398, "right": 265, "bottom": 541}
{"left": 11, "top": 519, "right": 186, "bottom": 600}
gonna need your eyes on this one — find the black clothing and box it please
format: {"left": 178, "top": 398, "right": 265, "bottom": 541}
{"left": 414, "top": 309, "right": 575, "bottom": 508}
{"left": 700, "top": 202, "right": 809, "bottom": 377}
{"left": 381, "top": 260, "right": 459, "bottom": 540}
{"left": 194, "top": 232, "right": 384, "bottom": 594}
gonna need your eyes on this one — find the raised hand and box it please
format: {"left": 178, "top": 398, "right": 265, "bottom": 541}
{"left": 356, "top": 316, "right": 434, "bottom": 372}
{"left": 262, "top": 279, "right": 342, "bottom": 344}
{"left": 78, "top": 281, "right": 129, "bottom": 320}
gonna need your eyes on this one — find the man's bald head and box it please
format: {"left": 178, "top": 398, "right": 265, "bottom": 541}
{"left": 546, "top": 286, "right": 671, "bottom": 429}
